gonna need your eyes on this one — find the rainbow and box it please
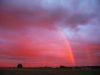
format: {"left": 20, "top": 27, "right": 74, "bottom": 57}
{"left": 58, "top": 27, "right": 75, "bottom": 66}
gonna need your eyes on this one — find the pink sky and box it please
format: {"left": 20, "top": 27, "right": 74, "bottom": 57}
{"left": 0, "top": 0, "right": 100, "bottom": 67}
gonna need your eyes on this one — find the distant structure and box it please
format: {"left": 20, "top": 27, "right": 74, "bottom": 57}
{"left": 17, "top": 64, "right": 23, "bottom": 69}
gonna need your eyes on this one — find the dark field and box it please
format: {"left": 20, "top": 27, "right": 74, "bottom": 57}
{"left": 0, "top": 67, "right": 100, "bottom": 75}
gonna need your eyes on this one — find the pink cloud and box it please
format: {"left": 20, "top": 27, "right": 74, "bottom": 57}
{"left": 0, "top": 0, "right": 100, "bottom": 67}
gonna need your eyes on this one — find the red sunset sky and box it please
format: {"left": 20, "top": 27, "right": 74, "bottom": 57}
{"left": 0, "top": 0, "right": 100, "bottom": 67}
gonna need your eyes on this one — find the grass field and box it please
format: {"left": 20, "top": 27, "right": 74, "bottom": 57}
{"left": 0, "top": 68, "right": 100, "bottom": 75}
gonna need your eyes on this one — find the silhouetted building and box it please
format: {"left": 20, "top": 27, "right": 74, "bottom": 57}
{"left": 17, "top": 64, "right": 23, "bottom": 69}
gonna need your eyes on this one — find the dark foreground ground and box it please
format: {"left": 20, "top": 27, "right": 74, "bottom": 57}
{"left": 0, "top": 67, "right": 100, "bottom": 75}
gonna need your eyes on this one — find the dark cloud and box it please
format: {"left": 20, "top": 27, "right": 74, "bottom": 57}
{"left": 0, "top": 0, "right": 99, "bottom": 30}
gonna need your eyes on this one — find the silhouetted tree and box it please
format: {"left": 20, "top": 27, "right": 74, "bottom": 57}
{"left": 59, "top": 66, "right": 67, "bottom": 68}
{"left": 17, "top": 64, "right": 23, "bottom": 69}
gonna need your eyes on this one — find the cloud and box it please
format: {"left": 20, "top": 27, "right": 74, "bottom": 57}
{"left": 0, "top": 0, "right": 99, "bottom": 30}
{"left": 0, "top": 0, "right": 100, "bottom": 66}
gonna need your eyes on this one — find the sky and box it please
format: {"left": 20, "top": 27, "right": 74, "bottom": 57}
{"left": 0, "top": 0, "right": 100, "bottom": 67}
